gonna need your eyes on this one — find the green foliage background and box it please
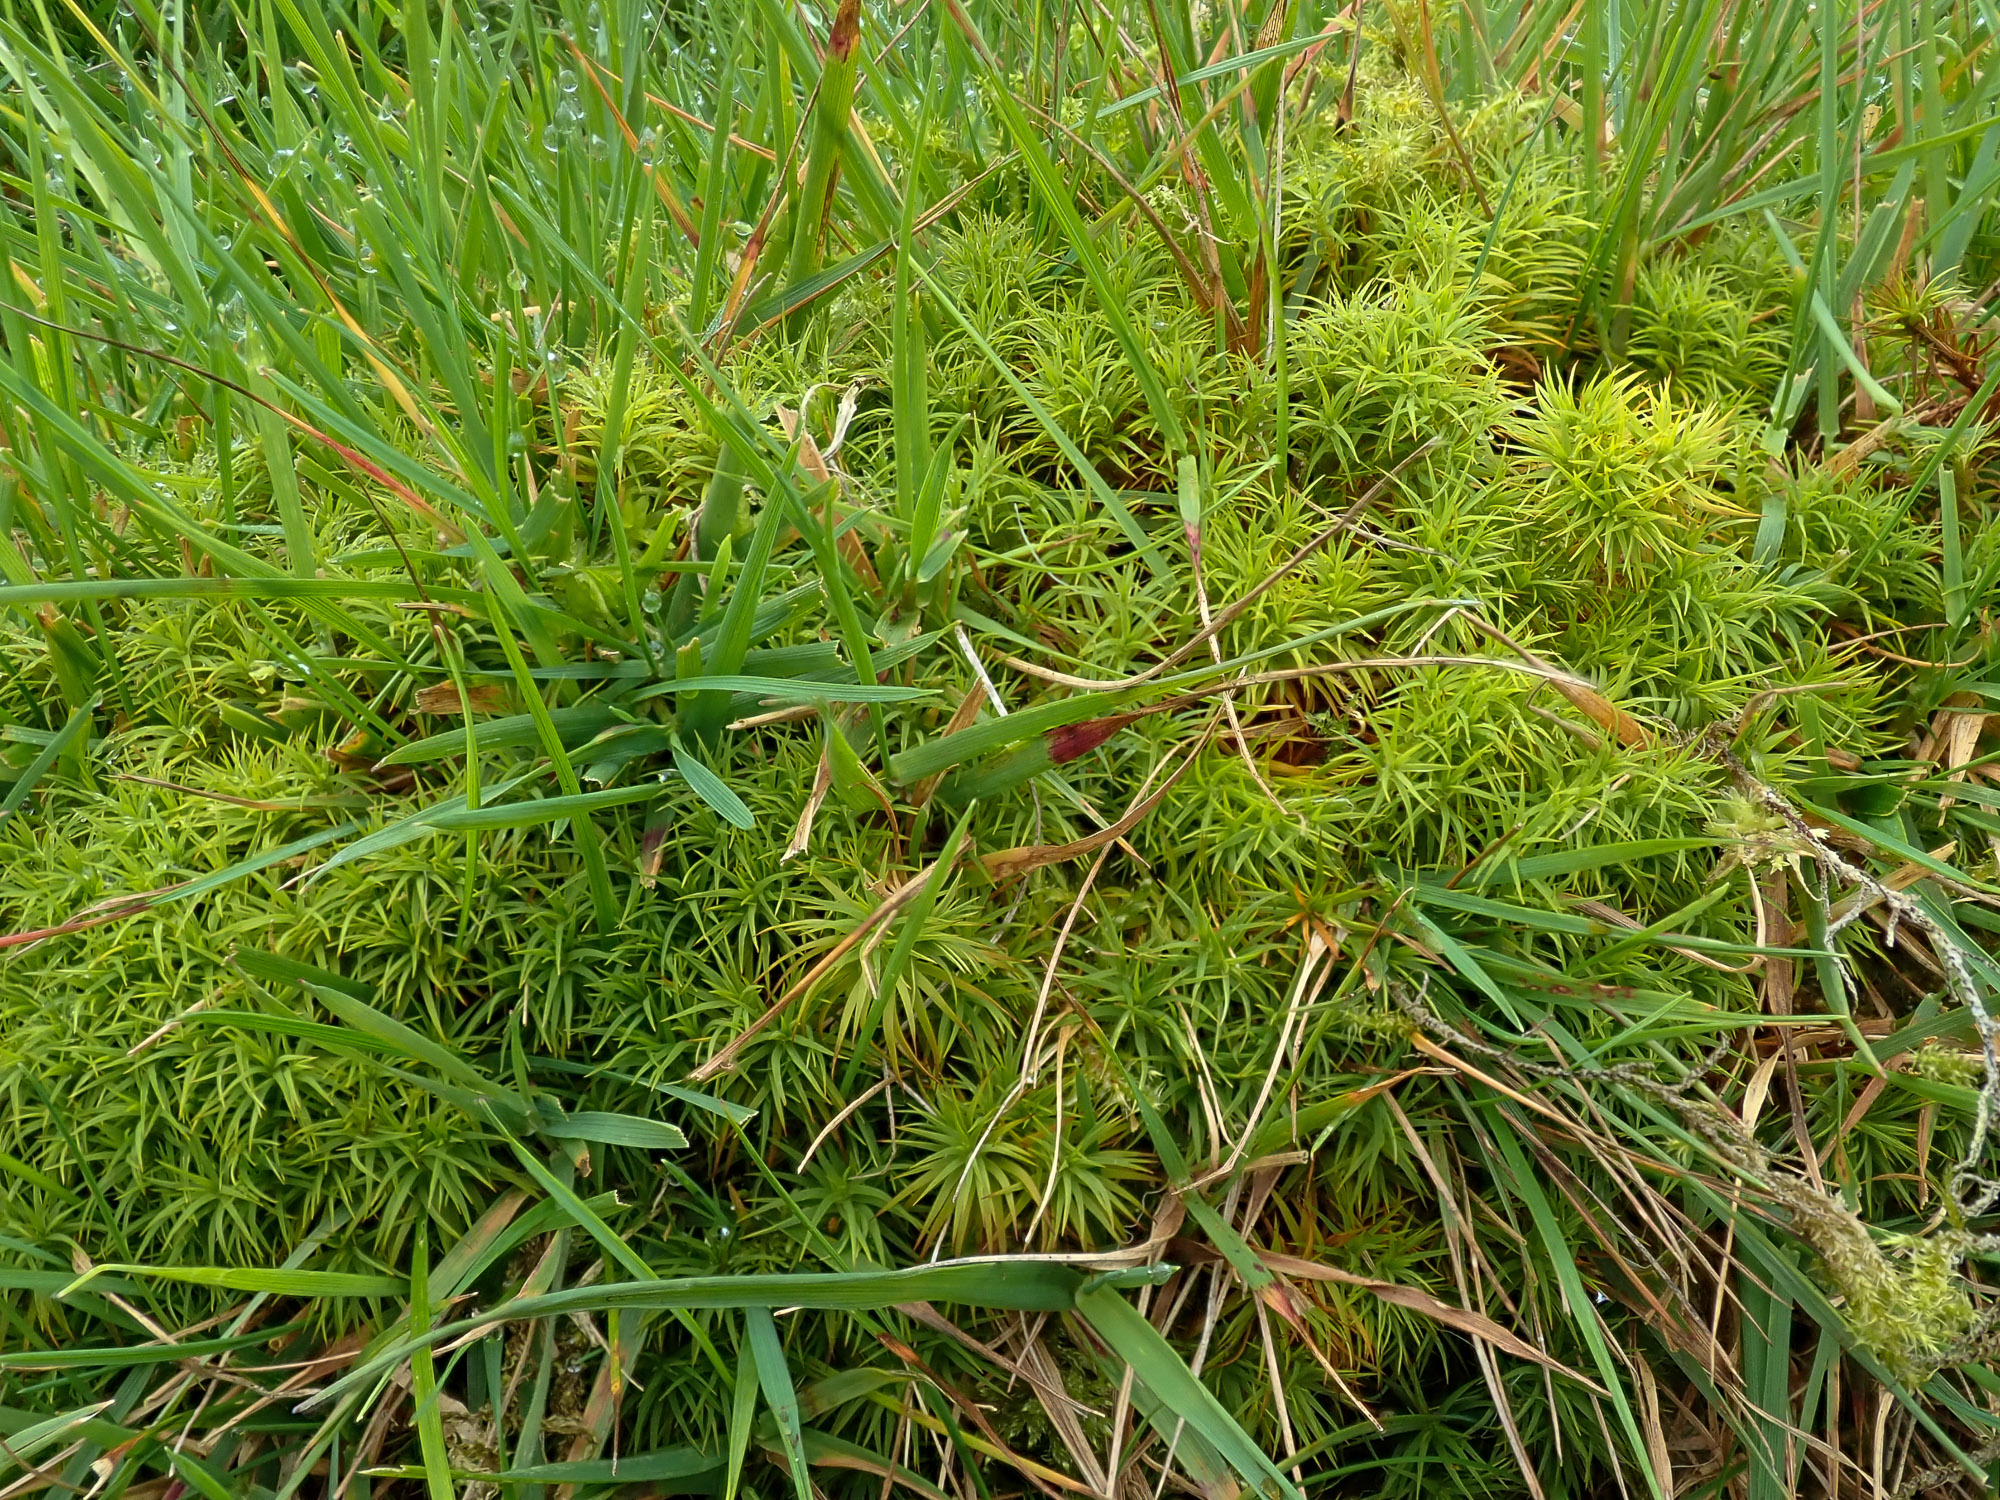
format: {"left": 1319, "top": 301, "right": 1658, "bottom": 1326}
{"left": 3, "top": 0, "right": 2000, "bottom": 1496}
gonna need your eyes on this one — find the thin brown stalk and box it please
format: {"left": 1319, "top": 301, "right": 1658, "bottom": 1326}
{"left": 691, "top": 857, "right": 952, "bottom": 1079}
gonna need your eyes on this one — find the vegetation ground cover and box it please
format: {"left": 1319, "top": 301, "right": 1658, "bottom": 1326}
{"left": 4, "top": 0, "right": 2000, "bottom": 1496}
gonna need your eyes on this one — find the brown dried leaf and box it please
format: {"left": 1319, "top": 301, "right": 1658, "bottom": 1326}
{"left": 415, "top": 681, "right": 510, "bottom": 715}
{"left": 785, "top": 747, "right": 834, "bottom": 863}
{"left": 1256, "top": 1250, "right": 1599, "bottom": 1387}
{"left": 1549, "top": 677, "right": 1651, "bottom": 748}
{"left": 978, "top": 738, "right": 1205, "bottom": 882}
{"left": 1047, "top": 714, "right": 1139, "bottom": 765}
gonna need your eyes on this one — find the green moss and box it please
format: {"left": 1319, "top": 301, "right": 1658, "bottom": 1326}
{"left": 2, "top": 29, "right": 1997, "bottom": 1500}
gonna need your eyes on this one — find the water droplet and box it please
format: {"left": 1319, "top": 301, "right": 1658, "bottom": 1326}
{"left": 508, "top": 267, "right": 528, "bottom": 293}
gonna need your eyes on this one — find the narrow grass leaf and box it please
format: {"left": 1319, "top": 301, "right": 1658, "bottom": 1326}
{"left": 746, "top": 1307, "right": 812, "bottom": 1500}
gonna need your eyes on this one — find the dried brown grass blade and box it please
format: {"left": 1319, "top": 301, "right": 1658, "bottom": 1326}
{"left": 692, "top": 856, "right": 952, "bottom": 1079}
{"left": 1014, "top": 1330, "right": 1112, "bottom": 1496}
{"left": 1467, "top": 615, "right": 1651, "bottom": 747}
{"left": 876, "top": 1333, "right": 1091, "bottom": 1499}
{"left": 1473, "top": 1338, "right": 1546, "bottom": 1500}
{"left": 1254, "top": 1251, "right": 1600, "bottom": 1387}
{"left": 784, "top": 747, "right": 835, "bottom": 863}
{"left": 415, "top": 681, "right": 508, "bottom": 715}
{"left": 1406, "top": 1031, "right": 1577, "bottom": 1129}
{"left": 978, "top": 732, "right": 1209, "bottom": 881}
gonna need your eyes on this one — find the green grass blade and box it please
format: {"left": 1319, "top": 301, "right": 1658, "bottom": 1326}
{"left": 671, "top": 734, "right": 755, "bottom": 829}
{"left": 64, "top": 1265, "right": 404, "bottom": 1299}
{"left": 745, "top": 1307, "right": 812, "bottom": 1500}
{"left": 407, "top": 1225, "right": 454, "bottom": 1500}
{"left": 0, "top": 698, "right": 93, "bottom": 824}
{"left": 1075, "top": 1284, "right": 1300, "bottom": 1500}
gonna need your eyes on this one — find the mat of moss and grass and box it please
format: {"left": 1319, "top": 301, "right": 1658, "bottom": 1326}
{"left": 5, "top": 0, "right": 2000, "bottom": 1496}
